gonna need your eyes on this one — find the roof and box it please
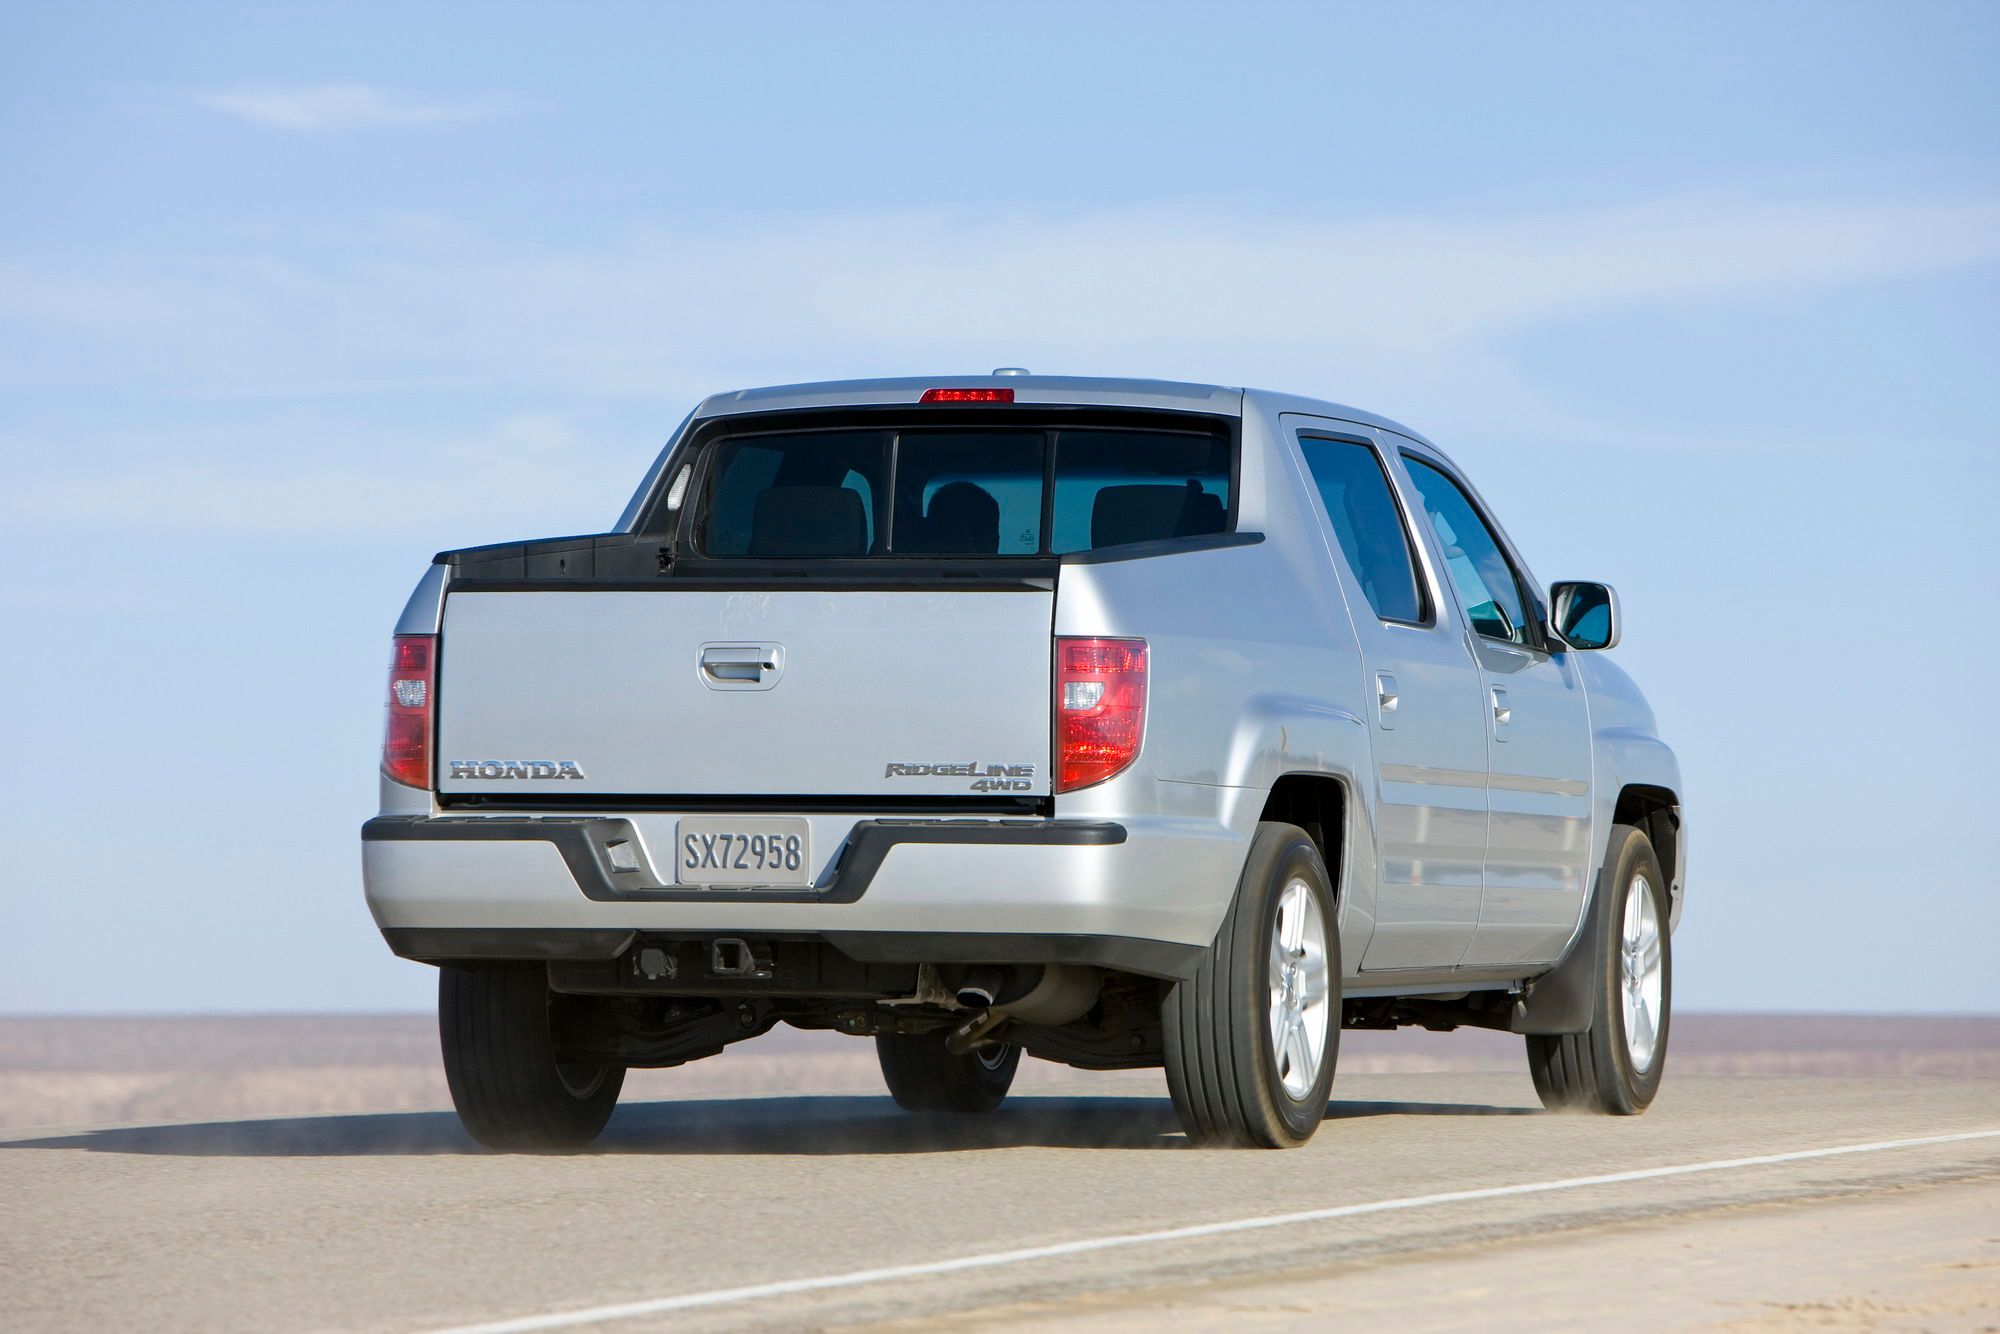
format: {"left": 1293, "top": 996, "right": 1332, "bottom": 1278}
{"left": 689, "top": 374, "right": 1434, "bottom": 447}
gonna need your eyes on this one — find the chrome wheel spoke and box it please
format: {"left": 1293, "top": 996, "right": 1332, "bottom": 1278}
{"left": 1281, "top": 895, "right": 1306, "bottom": 953}
{"left": 1282, "top": 1015, "right": 1310, "bottom": 1083}
{"left": 1299, "top": 961, "right": 1330, "bottom": 1008}
{"left": 1630, "top": 1000, "right": 1655, "bottom": 1057}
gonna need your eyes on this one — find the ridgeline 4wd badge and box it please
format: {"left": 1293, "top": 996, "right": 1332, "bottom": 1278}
{"left": 885, "top": 761, "right": 1037, "bottom": 792}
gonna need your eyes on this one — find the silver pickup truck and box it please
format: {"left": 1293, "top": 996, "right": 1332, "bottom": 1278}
{"left": 363, "top": 374, "right": 1684, "bottom": 1150}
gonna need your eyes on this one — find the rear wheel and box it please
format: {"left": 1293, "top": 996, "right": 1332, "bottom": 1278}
{"left": 439, "top": 965, "right": 625, "bottom": 1150}
{"left": 876, "top": 1031, "right": 1020, "bottom": 1112}
{"left": 1164, "top": 822, "right": 1340, "bottom": 1148}
{"left": 1526, "top": 824, "right": 1671, "bottom": 1114}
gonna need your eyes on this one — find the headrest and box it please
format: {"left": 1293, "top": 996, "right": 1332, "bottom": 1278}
{"left": 748, "top": 486, "right": 868, "bottom": 557}
{"left": 1182, "top": 487, "right": 1225, "bottom": 536}
{"left": 1091, "top": 480, "right": 1219, "bottom": 548}
{"left": 922, "top": 481, "right": 1001, "bottom": 554}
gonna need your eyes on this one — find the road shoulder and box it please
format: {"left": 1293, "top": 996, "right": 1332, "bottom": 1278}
{"left": 844, "top": 1174, "right": 2000, "bottom": 1332}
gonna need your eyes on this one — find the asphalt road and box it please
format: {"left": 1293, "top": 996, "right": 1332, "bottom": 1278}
{"left": 6, "top": 1071, "right": 1996, "bottom": 1332}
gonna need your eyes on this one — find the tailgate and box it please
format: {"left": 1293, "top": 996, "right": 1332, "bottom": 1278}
{"left": 436, "top": 588, "right": 1053, "bottom": 798}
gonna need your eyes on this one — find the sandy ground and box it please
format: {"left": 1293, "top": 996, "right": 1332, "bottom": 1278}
{"left": 3, "top": 1014, "right": 1996, "bottom": 1332}
{"left": 5, "top": 1073, "right": 1995, "bottom": 1332}
{"left": 3, "top": 1011, "right": 1995, "bottom": 1130}
{"left": 849, "top": 1175, "right": 2000, "bottom": 1332}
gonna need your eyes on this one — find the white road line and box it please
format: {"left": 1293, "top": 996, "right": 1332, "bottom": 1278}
{"left": 427, "top": 1128, "right": 2000, "bottom": 1334}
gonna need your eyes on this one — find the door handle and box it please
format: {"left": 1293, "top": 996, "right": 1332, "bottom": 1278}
{"left": 1375, "top": 671, "right": 1399, "bottom": 730}
{"left": 703, "top": 657, "right": 768, "bottom": 681}
{"left": 1491, "top": 686, "right": 1512, "bottom": 731}
{"left": 698, "top": 643, "right": 785, "bottom": 691}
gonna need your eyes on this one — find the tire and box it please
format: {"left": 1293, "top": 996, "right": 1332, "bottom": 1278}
{"left": 1163, "top": 822, "right": 1341, "bottom": 1148}
{"left": 875, "top": 1031, "right": 1021, "bottom": 1112}
{"left": 1527, "top": 824, "right": 1671, "bottom": 1114}
{"left": 439, "top": 964, "right": 625, "bottom": 1150}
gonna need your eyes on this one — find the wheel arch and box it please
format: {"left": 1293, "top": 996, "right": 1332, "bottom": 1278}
{"left": 1252, "top": 767, "right": 1378, "bottom": 968}
{"left": 1257, "top": 772, "right": 1348, "bottom": 895}
{"left": 1613, "top": 783, "right": 1683, "bottom": 931}
{"left": 1206, "top": 693, "right": 1380, "bottom": 961}
{"left": 1591, "top": 722, "right": 1685, "bottom": 934}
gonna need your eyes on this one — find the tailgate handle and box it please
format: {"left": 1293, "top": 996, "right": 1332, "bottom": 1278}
{"left": 699, "top": 643, "right": 785, "bottom": 691}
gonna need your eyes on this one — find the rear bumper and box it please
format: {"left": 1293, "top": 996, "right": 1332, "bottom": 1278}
{"left": 362, "top": 814, "right": 1126, "bottom": 905}
{"left": 376, "top": 926, "right": 1203, "bottom": 980}
{"left": 362, "top": 812, "right": 1242, "bottom": 980}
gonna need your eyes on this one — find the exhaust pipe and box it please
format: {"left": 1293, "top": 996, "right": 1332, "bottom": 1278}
{"left": 953, "top": 966, "right": 1005, "bottom": 1010}
{"left": 945, "top": 964, "right": 1101, "bottom": 1054}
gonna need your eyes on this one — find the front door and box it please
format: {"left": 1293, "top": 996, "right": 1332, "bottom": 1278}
{"left": 1286, "top": 419, "right": 1490, "bottom": 971}
{"left": 1398, "top": 450, "right": 1595, "bottom": 966}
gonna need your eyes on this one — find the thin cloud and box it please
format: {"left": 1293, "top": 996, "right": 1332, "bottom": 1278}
{"left": 14, "top": 192, "right": 1995, "bottom": 393}
{"left": 10, "top": 190, "right": 1994, "bottom": 431}
{"left": 190, "top": 82, "right": 526, "bottom": 131}
{"left": 5, "top": 189, "right": 1999, "bottom": 535}
{"left": 7, "top": 414, "right": 641, "bottom": 540}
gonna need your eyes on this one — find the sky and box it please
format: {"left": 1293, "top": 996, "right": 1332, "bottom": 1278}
{"left": 1, "top": 1, "right": 1996, "bottom": 1015}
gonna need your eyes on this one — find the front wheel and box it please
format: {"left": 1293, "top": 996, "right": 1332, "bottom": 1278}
{"left": 1164, "top": 822, "right": 1340, "bottom": 1148}
{"left": 1526, "top": 824, "right": 1672, "bottom": 1114}
{"left": 439, "top": 964, "right": 625, "bottom": 1150}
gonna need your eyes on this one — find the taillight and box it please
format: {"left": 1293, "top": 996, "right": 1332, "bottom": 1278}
{"left": 381, "top": 634, "right": 435, "bottom": 789}
{"left": 1055, "top": 637, "right": 1147, "bottom": 793}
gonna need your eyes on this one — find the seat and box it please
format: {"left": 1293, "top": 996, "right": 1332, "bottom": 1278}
{"left": 747, "top": 486, "right": 868, "bottom": 557}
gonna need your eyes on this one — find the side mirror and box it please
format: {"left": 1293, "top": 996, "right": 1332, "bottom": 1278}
{"left": 1549, "top": 580, "right": 1620, "bottom": 651}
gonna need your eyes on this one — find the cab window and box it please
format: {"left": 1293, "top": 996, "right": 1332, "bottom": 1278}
{"left": 1403, "top": 456, "right": 1536, "bottom": 647}
{"left": 1297, "top": 436, "right": 1427, "bottom": 624}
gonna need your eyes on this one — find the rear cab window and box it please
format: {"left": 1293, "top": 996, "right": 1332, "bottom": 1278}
{"left": 1050, "top": 430, "right": 1229, "bottom": 554}
{"left": 687, "top": 415, "right": 1234, "bottom": 559}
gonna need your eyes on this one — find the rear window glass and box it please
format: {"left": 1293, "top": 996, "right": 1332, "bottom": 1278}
{"left": 896, "top": 430, "right": 1046, "bottom": 555}
{"left": 1050, "top": 430, "right": 1229, "bottom": 554}
{"left": 695, "top": 425, "right": 1231, "bottom": 557}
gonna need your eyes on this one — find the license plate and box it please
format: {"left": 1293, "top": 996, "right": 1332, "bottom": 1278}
{"left": 674, "top": 816, "right": 812, "bottom": 888}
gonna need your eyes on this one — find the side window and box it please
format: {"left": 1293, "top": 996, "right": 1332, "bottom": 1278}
{"left": 1402, "top": 456, "right": 1535, "bottom": 647}
{"left": 1296, "top": 436, "right": 1427, "bottom": 624}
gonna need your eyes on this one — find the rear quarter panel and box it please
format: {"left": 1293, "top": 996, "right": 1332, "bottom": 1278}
{"left": 1054, "top": 404, "right": 1385, "bottom": 957}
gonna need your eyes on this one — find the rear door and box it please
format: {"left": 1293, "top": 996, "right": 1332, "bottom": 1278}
{"left": 1287, "top": 418, "right": 1489, "bottom": 971}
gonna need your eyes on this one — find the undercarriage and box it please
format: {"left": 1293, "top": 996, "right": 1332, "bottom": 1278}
{"left": 541, "top": 935, "right": 1169, "bottom": 1071}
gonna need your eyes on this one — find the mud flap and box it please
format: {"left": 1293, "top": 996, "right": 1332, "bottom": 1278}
{"left": 1508, "top": 868, "right": 1602, "bottom": 1036}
